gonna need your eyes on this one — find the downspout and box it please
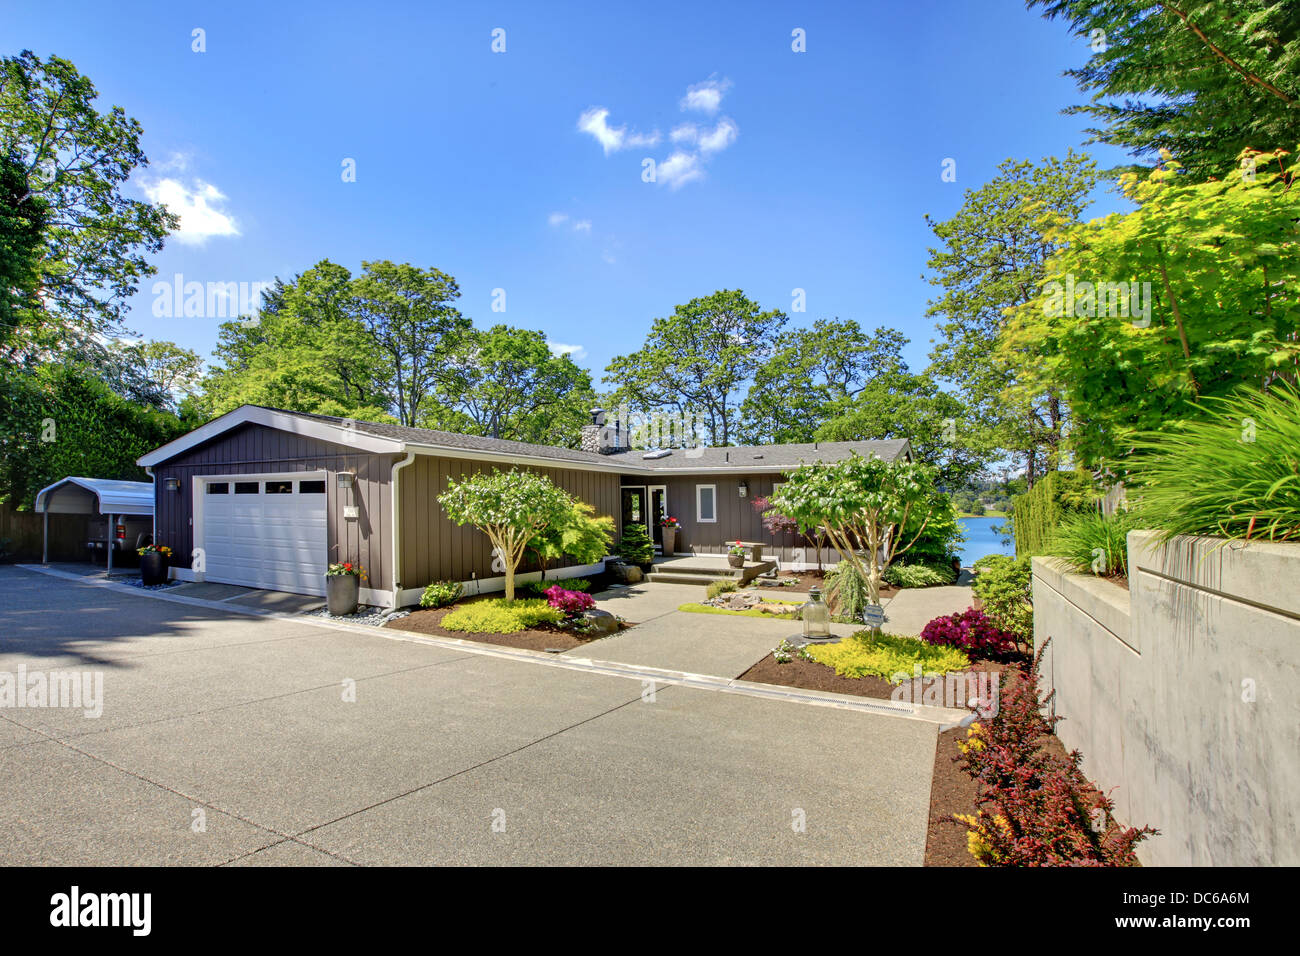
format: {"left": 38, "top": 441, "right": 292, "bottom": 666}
{"left": 389, "top": 450, "right": 417, "bottom": 611}
{"left": 143, "top": 467, "right": 155, "bottom": 553}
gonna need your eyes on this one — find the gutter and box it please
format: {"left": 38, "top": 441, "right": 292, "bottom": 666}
{"left": 389, "top": 449, "right": 417, "bottom": 610}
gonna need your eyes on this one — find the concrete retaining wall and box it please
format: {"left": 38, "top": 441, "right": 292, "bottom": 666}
{"left": 1034, "top": 530, "right": 1300, "bottom": 866}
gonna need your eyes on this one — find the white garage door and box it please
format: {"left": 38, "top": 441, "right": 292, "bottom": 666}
{"left": 199, "top": 476, "right": 328, "bottom": 595}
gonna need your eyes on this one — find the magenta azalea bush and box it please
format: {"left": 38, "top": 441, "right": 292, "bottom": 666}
{"left": 921, "top": 607, "right": 1020, "bottom": 658}
{"left": 544, "top": 585, "right": 595, "bottom": 618}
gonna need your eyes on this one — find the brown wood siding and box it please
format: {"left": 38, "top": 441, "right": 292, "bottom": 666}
{"left": 150, "top": 423, "right": 396, "bottom": 590}
{"left": 622, "top": 473, "right": 838, "bottom": 564}
{"left": 398, "top": 455, "right": 620, "bottom": 590}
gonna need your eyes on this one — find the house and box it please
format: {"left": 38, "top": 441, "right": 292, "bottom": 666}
{"left": 136, "top": 405, "right": 911, "bottom": 606}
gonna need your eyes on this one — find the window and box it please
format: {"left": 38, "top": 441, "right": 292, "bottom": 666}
{"left": 696, "top": 484, "right": 717, "bottom": 523}
{"left": 265, "top": 480, "right": 294, "bottom": 494}
{"left": 234, "top": 482, "right": 259, "bottom": 495}
{"left": 299, "top": 480, "right": 326, "bottom": 494}
{"left": 206, "top": 482, "right": 229, "bottom": 495}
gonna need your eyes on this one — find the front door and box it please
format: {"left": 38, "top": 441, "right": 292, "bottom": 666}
{"left": 648, "top": 486, "right": 667, "bottom": 545}
{"left": 621, "top": 486, "right": 648, "bottom": 536}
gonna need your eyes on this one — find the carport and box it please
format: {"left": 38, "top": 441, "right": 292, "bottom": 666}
{"left": 33, "top": 477, "right": 155, "bottom": 571}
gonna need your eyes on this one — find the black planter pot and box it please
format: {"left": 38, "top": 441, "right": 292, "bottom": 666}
{"left": 326, "top": 573, "right": 360, "bottom": 616}
{"left": 140, "top": 552, "right": 169, "bottom": 586}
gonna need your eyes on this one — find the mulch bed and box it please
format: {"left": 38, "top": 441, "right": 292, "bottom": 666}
{"left": 384, "top": 598, "right": 630, "bottom": 653}
{"left": 737, "top": 648, "right": 1011, "bottom": 704}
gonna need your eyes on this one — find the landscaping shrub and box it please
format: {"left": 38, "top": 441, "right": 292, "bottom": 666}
{"left": 921, "top": 607, "right": 1020, "bottom": 658}
{"left": 1125, "top": 382, "right": 1300, "bottom": 543}
{"left": 420, "top": 580, "right": 462, "bottom": 609}
{"left": 706, "top": 579, "right": 738, "bottom": 600}
{"left": 544, "top": 585, "right": 595, "bottom": 620}
{"left": 823, "top": 562, "right": 868, "bottom": 622}
{"left": 902, "top": 495, "right": 964, "bottom": 565}
{"left": 952, "top": 641, "right": 1157, "bottom": 866}
{"left": 440, "top": 599, "right": 563, "bottom": 634}
{"left": 617, "top": 523, "right": 655, "bottom": 565}
{"left": 804, "top": 632, "right": 969, "bottom": 683}
{"left": 883, "top": 561, "right": 956, "bottom": 588}
{"left": 519, "top": 577, "right": 592, "bottom": 598}
{"left": 970, "top": 555, "right": 1033, "bottom": 647}
{"left": 1048, "top": 509, "right": 1141, "bottom": 577}
{"left": 1010, "top": 470, "right": 1098, "bottom": 557}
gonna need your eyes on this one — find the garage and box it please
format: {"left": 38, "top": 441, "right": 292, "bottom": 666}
{"left": 197, "top": 474, "right": 328, "bottom": 594}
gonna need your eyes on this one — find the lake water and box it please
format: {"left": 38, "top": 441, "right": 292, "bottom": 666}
{"left": 956, "top": 516, "right": 1015, "bottom": 567}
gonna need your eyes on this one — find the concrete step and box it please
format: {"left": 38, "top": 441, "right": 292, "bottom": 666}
{"left": 645, "top": 572, "right": 731, "bottom": 586}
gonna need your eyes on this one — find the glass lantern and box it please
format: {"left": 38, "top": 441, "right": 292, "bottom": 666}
{"left": 800, "top": 585, "right": 832, "bottom": 642}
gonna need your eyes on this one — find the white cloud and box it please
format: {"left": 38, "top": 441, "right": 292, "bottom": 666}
{"left": 549, "top": 212, "right": 593, "bottom": 233}
{"left": 577, "top": 107, "right": 660, "bottom": 154}
{"left": 680, "top": 77, "right": 731, "bottom": 114}
{"left": 671, "top": 123, "right": 699, "bottom": 144}
{"left": 571, "top": 219, "right": 592, "bottom": 233}
{"left": 698, "top": 118, "right": 738, "bottom": 154}
{"left": 142, "top": 177, "right": 239, "bottom": 245}
{"left": 657, "top": 151, "right": 705, "bottom": 190}
{"left": 548, "top": 211, "right": 569, "bottom": 226}
{"left": 548, "top": 341, "right": 588, "bottom": 361}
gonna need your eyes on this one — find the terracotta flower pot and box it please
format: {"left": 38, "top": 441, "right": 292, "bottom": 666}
{"left": 326, "top": 573, "right": 360, "bottom": 616}
{"left": 140, "top": 552, "right": 169, "bottom": 586}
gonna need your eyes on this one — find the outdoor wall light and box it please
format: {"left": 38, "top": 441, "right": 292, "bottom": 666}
{"left": 163, "top": 477, "right": 180, "bottom": 492}
{"left": 337, "top": 472, "right": 355, "bottom": 489}
{"left": 738, "top": 480, "right": 748, "bottom": 497}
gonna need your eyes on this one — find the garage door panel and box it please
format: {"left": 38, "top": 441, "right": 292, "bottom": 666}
{"left": 199, "top": 478, "right": 327, "bottom": 596}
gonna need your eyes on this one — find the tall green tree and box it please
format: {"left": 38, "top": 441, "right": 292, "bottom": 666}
{"left": 605, "top": 289, "right": 787, "bottom": 445}
{"left": 0, "top": 51, "right": 175, "bottom": 361}
{"left": 0, "top": 151, "right": 46, "bottom": 349}
{"left": 428, "top": 325, "right": 596, "bottom": 446}
{"left": 1030, "top": 1, "right": 1300, "bottom": 180}
{"left": 925, "top": 152, "right": 1101, "bottom": 485}
{"left": 98, "top": 339, "right": 203, "bottom": 412}
{"left": 739, "top": 320, "right": 908, "bottom": 443}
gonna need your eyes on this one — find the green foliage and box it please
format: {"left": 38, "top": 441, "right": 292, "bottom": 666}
{"left": 902, "top": 489, "right": 963, "bottom": 564}
{"left": 971, "top": 555, "right": 1034, "bottom": 646}
{"left": 925, "top": 152, "right": 1101, "bottom": 483}
{"left": 768, "top": 454, "right": 942, "bottom": 605}
{"left": 528, "top": 498, "right": 614, "bottom": 574}
{"left": 0, "top": 151, "right": 46, "bottom": 347}
{"left": 1048, "top": 510, "right": 1142, "bottom": 577}
{"left": 883, "top": 561, "right": 956, "bottom": 588}
{"left": 678, "top": 601, "right": 799, "bottom": 621}
{"left": 616, "top": 523, "right": 654, "bottom": 565}
{"left": 706, "top": 579, "right": 738, "bottom": 600}
{"left": 1011, "top": 470, "right": 1098, "bottom": 557}
{"left": 805, "top": 632, "right": 970, "bottom": 683}
{"left": 1125, "top": 383, "right": 1300, "bottom": 542}
{"left": 440, "top": 598, "right": 563, "bottom": 634}
{"left": 420, "top": 580, "right": 462, "bottom": 609}
{"left": 823, "top": 562, "right": 869, "bottom": 621}
{"left": 1029, "top": 1, "right": 1300, "bottom": 180}
{"left": 0, "top": 364, "right": 185, "bottom": 507}
{"left": 1002, "top": 149, "right": 1300, "bottom": 468}
{"left": 0, "top": 51, "right": 176, "bottom": 358}
{"left": 439, "top": 469, "right": 573, "bottom": 600}
{"left": 519, "top": 577, "right": 592, "bottom": 598}
{"left": 604, "top": 289, "right": 787, "bottom": 445}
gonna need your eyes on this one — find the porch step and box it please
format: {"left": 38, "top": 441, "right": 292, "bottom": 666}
{"left": 645, "top": 572, "right": 734, "bottom": 586}
{"left": 646, "top": 560, "right": 777, "bottom": 586}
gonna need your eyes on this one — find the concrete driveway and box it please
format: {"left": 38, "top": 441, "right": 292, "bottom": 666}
{"left": 0, "top": 565, "right": 940, "bottom": 866}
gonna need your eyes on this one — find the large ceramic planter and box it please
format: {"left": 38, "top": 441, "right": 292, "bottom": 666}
{"left": 727, "top": 553, "right": 745, "bottom": 569}
{"left": 140, "top": 552, "right": 169, "bottom": 586}
{"left": 661, "top": 527, "right": 677, "bottom": 556}
{"left": 326, "top": 573, "right": 360, "bottom": 616}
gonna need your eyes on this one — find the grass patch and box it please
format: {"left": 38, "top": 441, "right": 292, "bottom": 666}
{"left": 805, "top": 632, "right": 970, "bottom": 683}
{"left": 441, "top": 598, "right": 563, "bottom": 634}
{"left": 679, "top": 599, "right": 799, "bottom": 621}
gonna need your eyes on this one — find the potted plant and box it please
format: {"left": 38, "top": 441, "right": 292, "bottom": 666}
{"left": 659, "top": 515, "right": 681, "bottom": 556}
{"left": 137, "top": 544, "right": 172, "bottom": 586}
{"left": 617, "top": 523, "right": 656, "bottom": 572}
{"left": 325, "top": 562, "right": 363, "bottom": 615}
{"left": 727, "top": 541, "right": 747, "bottom": 569}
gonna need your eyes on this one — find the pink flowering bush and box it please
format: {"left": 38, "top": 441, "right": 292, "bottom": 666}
{"left": 921, "top": 607, "right": 1020, "bottom": 659}
{"left": 544, "top": 585, "right": 595, "bottom": 619}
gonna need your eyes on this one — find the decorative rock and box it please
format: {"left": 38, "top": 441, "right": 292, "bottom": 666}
{"left": 581, "top": 608, "right": 621, "bottom": 635}
{"left": 611, "top": 562, "right": 643, "bottom": 584}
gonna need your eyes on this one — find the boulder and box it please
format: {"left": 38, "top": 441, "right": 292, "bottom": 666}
{"left": 581, "top": 608, "right": 621, "bottom": 635}
{"left": 610, "top": 562, "right": 643, "bottom": 585}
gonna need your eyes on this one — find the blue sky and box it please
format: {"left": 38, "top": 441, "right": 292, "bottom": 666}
{"left": 6, "top": 0, "right": 1130, "bottom": 384}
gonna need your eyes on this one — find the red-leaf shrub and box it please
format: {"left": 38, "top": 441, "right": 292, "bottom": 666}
{"left": 952, "top": 640, "right": 1158, "bottom": 866}
{"left": 922, "top": 607, "right": 1019, "bottom": 658}
{"left": 544, "top": 585, "right": 595, "bottom": 618}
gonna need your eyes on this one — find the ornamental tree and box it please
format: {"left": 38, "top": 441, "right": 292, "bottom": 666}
{"left": 767, "top": 454, "right": 939, "bottom": 608}
{"left": 438, "top": 468, "right": 572, "bottom": 601}
{"left": 527, "top": 498, "right": 614, "bottom": 582}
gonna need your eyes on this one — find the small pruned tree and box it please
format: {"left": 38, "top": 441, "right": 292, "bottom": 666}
{"left": 527, "top": 498, "right": 615, "bottom": 582}
{"left": 439, "top": 468, "right": 572, "bottom": 601}
{"left": 752, "top": 494, "right": 826, "bottom": 570}
{"left": 768, "top": 454, "right": 939, "bottom": 608}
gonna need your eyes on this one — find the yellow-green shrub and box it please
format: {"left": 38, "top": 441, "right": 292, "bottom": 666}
{"left": 441, "top": 598, "right": 562, "bottom": 634}
{"left": 805, "top": 632, "right": 969, "bottom": 682}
